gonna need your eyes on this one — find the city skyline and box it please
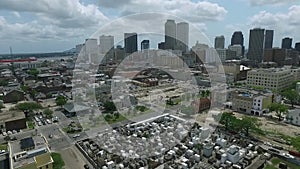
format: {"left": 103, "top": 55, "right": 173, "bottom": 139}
{"left": 0, "top": 0, "right": 300, "bottom": 53}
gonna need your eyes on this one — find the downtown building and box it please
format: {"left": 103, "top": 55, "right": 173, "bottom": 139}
{"left": 214, "top": 35, "right": 225, "bottom": 49}
{"left": 124, "top": 33, "right": 138, "bottom": 54}
{"left": 164, "top": 20, "right": 189, "bottom": 53}
{"left": 282, "top": 37, "right": 293, "bottom": 49}
{"left": 165, "top": 20, "right": 177, "bottom": 50}
{"left": 230, "top": 31, "right": 244, "bottom": 56}
{"left": 247, "top": 28, "right": 265, "bottom": 63}
{"left": 246, "top": 67, "right": 294, "bottom": 91}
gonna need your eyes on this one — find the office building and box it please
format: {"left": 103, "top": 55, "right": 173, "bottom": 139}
{"left": 263, "top": 48, "right": 286, "bottom": 66}
{"left": 99, "top": 35, "right": 114, "bottom": 54}
{"left": 124, "top": 33, "right": 138, "bottom": 54}
{"left": 228, "top": 45, "right": 243, "bottom": 57}
{"left": 216, "top": 49, "right": 237, "bottom": 62}
{"left": 282, "top": 37, "right": 293, "bottom": 49}
{"left": 141, "top": 40, "right": 150, "bottom": 50}
{"left": 214, "top": 35, "right": 225, "bottom": 49}
{"left": 231, "top": 31, "right": 244, "bottom": 55}
{"left": 247, "top": 28, "right": 265, "bottom": 63}
{"left": 158, "top": 42, "right": 165, "bottom": 50}
{"left": 264, "top": 30, "right": 274, "bottom": 49}
{"left": 165, "top": 20, "right": 176, "bottom": 50}
{"left": 295, "top": 42, "right": 300, "bottom": 52}
{"left": 176, "top": 22, "right": 189, "bottom": 52}
{"left": 247, "top": 68, "right": 294, "bottom": 91}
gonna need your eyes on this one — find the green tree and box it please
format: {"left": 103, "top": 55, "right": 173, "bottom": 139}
{"left": 239, "top": 116, "right": 260, "bottom": 136}
{"left": 28, "top": 68, "right": 39, "bottom": 77}
{"left": 205, "top": 90, "right": 211, "bottom": 98}
{"left": 281, "top": 89, "right": 299, "bottom": 108}
{"left": 268, "top": 103, "right": 288, "bottom": 121}
{"left": 103, "top": 101, "right": 116, "bottom": 112}
{"left": 15, "top": 102, "right": 43, "bottom": 111}
{"left": 219, "top": 112, "right": 237, "bottom": 130}
{"left": 43, "top": 109, "right": 53, "bottom": 118}
{"left": 55, "top": 96, "right": 67, "bottom": 107}
{"left": 0, "top": 80, "right": 8, "bottom": 86}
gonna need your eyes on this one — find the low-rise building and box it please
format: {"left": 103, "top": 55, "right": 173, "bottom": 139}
{"left": 231, "top": 90, "right": 273, "bottom": 115}
{"left": 286, "top": 109, "right": 300, "bottom": 126}
{"left": 9, "top": 136, "right": 53, "bottom": 169}
{"left": 0, "top": 111, "right": 26, "bottom": 132}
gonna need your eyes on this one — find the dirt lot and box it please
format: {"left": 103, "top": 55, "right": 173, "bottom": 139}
{"left": 194, "top": 110, "right": 300, "bottom": 137}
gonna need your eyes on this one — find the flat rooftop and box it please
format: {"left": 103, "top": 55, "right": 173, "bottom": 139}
{"left": 0, "top": 111, "right": 25, "bottom": 122}
{"left": 10, "top": 135, "right": 49, "bottom": 169}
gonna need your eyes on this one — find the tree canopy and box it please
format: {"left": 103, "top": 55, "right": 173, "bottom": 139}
{"left": 215, "top": 112, "right": 260, "bottom": 136}
{"left": 55, "top": 95, "right": 67, "bottom": 107}
{"left": 268, "top": 103, "right": 288, "bottom": 121}
{"left": 281, "top": 89, "right": 299, "bottom": 107}
{"left": 103, "top": 101, "right": 116, "bottom": 113}
{"left": 15, "top": 102, "right": 43, "bottom": 111}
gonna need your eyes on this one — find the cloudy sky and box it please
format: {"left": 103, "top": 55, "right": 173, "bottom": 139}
{"left": 0, "top": 0, "right": 299, "bottom": 54}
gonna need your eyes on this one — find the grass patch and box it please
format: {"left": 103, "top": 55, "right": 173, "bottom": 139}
{"left": 0, "top": 144, "right": 7, "bottom": 150}
{"left": 104, "top": 114, "right": 128, "bottom": 124}
{"left": 265, "top": 157, "right": 299, "bottom": 169}
{"left": 135, "top": 105, "right": 149, "bottom": 112}
{"left": 51, "top": 152, "right": 65, "bottom": 169}
{"left": 27, "top": 121, "right": 35, "bottom": 129}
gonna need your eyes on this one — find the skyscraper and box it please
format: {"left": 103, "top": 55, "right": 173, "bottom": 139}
{"left": 176, "top": 22, "right": 189, "bottom": 52}
{"left": 214, "top": 35, "right": 225, "bottom": 49}
{"left": 247, "top": 28, "right": 265, "bottom": 63}
{"left": 124, "top": 33, "right": 137, "bottom": 54}
{"left": 231, "top": 31, "right": 244, "bottom": 55}
{"left": 165, "top": 19, "right": 176, "bottom": 50}
{"left": 295, "top": 42, "right": 300, "bottom": 52}
{"left": 99, "top": 35, "right": 114, "bottom": 54}
{"left": 264, "top": 30, "right": 274, "bottom": 49}
{"left": 282, "top": 37, "right": 293, "bottom": 49}
{"left": 158, "top": 42, "right": 165, "bottom": 50}
{"left": 141, "top": 40, "right": 150, "bottom": 50}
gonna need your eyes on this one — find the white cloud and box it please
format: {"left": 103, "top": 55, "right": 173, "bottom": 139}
{"left": 247, "top": 0, "right": 298, "bottom": 6}
{"left": 250, "top": 5, "right": 300, "bottom": 43}
{"left": 0, "top": 0, "right": 108, "bottom": 28}
{"left": 0, "top": 16, "right": 86, "bottom": 41}
{"left": 101, "top": 0, "right": 227, "bottom": 22}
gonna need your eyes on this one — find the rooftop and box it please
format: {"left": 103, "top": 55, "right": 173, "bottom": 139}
{"left": 0, "top": 111, "right": 25, "bottom": 122}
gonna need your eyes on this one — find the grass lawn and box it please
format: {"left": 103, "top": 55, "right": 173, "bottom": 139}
{"left": 264, "top": 157, "right": 299, "bottom": 169}
{"left": 51, "top": 152, "right": 65, "bottom": 169}
{"left": 0, "top": 144, "right": 7, "bottom": 150}
{"left": 106, "top": 114, "right": 128, "bottom": 124}
{"left": 27, "top": 121, "right": 35, "bottom": 129}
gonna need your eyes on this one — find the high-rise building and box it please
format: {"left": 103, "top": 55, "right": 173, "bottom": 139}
{"left": 158, "top": 42, "right": 165, "bottom": 50}
{"left": 124, "top": 33, "right": 138, "bottom": 54}
{"left": 247, "top": 28, "right": 265, "bottom": 63}
{"left": 99, "top": 35, "right": 114, "bottom": 54}
{"left": 295, "top": 42, "right": 300, "bottom": 52}
{"left": 282, "top": 37, "right": 293, "bottom": 49}
{"left": 228, "top": 45, "right": 243, "bottom": 57}
{"left": 263, "top": 48, "right": 286, "bottom": 66}
{"left": 264, "top": 30, "right": 274, "bottom": 49}
{"left": 214, "top": 35, "right": 225, "bottom": 49}
{"left": 231, "top": 31, "right": 244, "bottom": 55}
{"left": 165, "top": 19, "right": 176, "bottom": 50}
{"left": 141, "top": 40, "right": 150, "bottom": 50}
{"left": 176, "top": 22, "right": 189, "bottom": 52}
